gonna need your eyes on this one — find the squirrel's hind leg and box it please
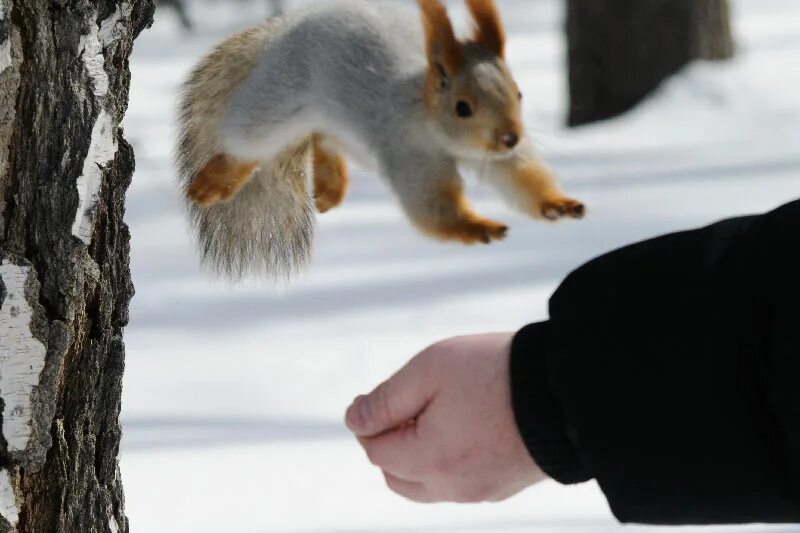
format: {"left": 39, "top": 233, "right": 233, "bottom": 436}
{"left": 312, "top": 134, "right": 349, "bottom": 213}
{"left": 187, "top": 153, "right": 259, "bottom": 207}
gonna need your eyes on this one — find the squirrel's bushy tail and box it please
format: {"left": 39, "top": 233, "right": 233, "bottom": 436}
{"left": 176, "top": 20, "right": 314, "bottom": 281}
{"left": 186, "top": 143, "right": 313, "bottom": 281}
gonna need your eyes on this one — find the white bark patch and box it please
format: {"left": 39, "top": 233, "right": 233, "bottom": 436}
{"left": 71, "top": 109, "right": 117, "bottom": 245}
{"left": 78, "top": 3, "right": 132, "bottom": 97}
{"left": 78, "top": 22, "right": 109, "bottom": 98}
{"left": 0, "top": 470, "right": 18, "bottom": 528}
{"left": 107, "top": 501, "right": 120, "bottom": 533}
{"left": 72, "top": 7, "right": 128, "bottom": 245}
{"left": 99, "top": 3, "right": 132, "bottom": 49}
{"left": 0, "top": 262, "right": 47, "bottom": 455}
{"left": 0, "top": 2, "right": 10, "bottom": 75}
{"left": 0, "top": 40, "right": 10, "bottom": 76}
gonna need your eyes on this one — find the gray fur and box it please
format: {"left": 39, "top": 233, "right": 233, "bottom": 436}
{"left": 176, "top": 18, "right": 316, "bottom": 281}
{"left": 187, "top": 141, "right": 313, "bottom": 281}
{"left": 221, "top": 1, "right": 431, "bottom": 167}
{"left": 179, "top": 0, "right": 550, "bottom": 280}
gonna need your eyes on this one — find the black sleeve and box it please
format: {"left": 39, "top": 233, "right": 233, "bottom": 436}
{"left": 510, "top": 199, "right": 800, "bottom": 525}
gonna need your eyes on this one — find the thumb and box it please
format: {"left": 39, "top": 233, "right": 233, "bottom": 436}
{"left": 346, "top": 356, "right": 436, "bottom": 438}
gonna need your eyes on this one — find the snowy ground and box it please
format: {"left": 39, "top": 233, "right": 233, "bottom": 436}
{"left": 120, "top": 0, "right": 800, "bottom": 531}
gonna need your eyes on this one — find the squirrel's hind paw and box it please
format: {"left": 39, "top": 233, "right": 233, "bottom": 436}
{"left": 187, "top": 154, "right": 258, "bottom": 208}
{"left": 187, "top": 180, "right": 230, "bottom": 207}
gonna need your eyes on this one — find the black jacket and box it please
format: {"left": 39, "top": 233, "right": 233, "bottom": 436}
{"left": 510, "top": 199, "right": 800, "bottom": 524}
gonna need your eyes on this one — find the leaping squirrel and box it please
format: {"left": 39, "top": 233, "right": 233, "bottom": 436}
{"left": 176, "top": 0, "right": 585, "bottom": 280}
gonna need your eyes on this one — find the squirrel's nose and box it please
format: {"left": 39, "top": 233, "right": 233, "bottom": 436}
{"left": 501, "top": 133, "right": 519, "bottom": 149}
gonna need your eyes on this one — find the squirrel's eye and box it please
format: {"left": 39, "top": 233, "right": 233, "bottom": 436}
{"left": 518, "top": 91, "right": 523, "bottom": 101}
{"left": 455, "top": 100, "right": 473, "bottom": 118}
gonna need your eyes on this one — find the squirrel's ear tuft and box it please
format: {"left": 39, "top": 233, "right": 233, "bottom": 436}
{"left": 465, "top": 0, "right": 506, "bottom": 57}
{"left": 418, "top": 0, "right": 463, "bottom": 76}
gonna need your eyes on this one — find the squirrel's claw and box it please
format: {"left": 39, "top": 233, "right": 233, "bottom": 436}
{"left": 433, "top": 217, "right": 508, "bottom": 245}
{"left": 541, "top": 197, "right": 586, "bottom": 221}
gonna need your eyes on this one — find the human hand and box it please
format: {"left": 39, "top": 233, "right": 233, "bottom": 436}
{"left": 345, "top": 333, "right": 546, "bottom": 503}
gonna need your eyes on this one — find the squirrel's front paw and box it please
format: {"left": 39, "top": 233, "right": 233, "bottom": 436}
{"left": 438, "top": 217, "right": 509, "bottom": 245}
{"left": 540, "top": 197, "right": 586, "bottom": 221}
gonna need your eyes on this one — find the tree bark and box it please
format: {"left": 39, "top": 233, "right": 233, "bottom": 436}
{"left": 0, "top": 1, "right": 153, "bottom": 531}
{"left": 566, "top": 0, "right": 735, "bottom": 127}
{"left": 691, "top": 0, "right": 735, "bottom": 61}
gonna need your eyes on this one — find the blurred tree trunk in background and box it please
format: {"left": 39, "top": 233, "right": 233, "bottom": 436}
{"left": 0, "top": 0, "right": 152, "bottom": 531}
{"left": 156, "top": 0, "right": 284, "bottom": 32}
{"left": 692, "top": 0, "right": 735, "bottom": 60}
{"left": 157, "top": 0, "right": 193, "bottom": 30}
{"left": 270, "top": 0, "right": 284, "bottom": 16}
{"left": 566, "top": 0, "right": 735, "bottom": 127}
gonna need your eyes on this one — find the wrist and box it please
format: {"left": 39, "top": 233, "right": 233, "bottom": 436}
{"left": 510, "top": 322, "right": 591, "bottom": 484}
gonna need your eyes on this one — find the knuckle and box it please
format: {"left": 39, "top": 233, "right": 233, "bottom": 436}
{"left": 419, "top": 343, "right": 449, "bottom": 373}
{"left": 371, "top": 385, "right": 395, "bottom": 426}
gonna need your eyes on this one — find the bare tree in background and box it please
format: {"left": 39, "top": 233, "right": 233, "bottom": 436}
{"left": 0, "top": 0, "right": 153, "bottom": 531}
{"left": 692, "top": 0, "right": 735, "bottom": 60}
{"left": 567, "top": 0, "right": 735, "bottom": 127}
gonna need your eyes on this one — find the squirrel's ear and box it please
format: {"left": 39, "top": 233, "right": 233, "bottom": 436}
{"left": 465, "top": 0, "right": 506, "bottom": 57}
{"left": 418, "top": 0, "right": 463, "bottom": 76}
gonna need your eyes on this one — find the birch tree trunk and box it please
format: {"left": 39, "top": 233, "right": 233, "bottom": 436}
{"left": 566, "top": 0, "right": 735, "bottom": 126}
{"left": 0, "top": 1, "right": 153, "bottom": 531}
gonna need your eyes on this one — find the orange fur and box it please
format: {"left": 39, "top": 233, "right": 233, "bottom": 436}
{"left": 466, "top": 0, "right": 506, "bottom": 56}
{"left": 511, "top": 162, "right": 585, "bottom": 220}
{"left": 312, "top": 136, "right": 349, "bottom": 213}
{"left": 415, "top": 180, "right": 508, "bottom": 244}
{"left": 187, "top": 153, "right": 259, "bottom": 207}
{"left": 423, "top": 68, "right": 440, "bottom": 112}
{"left": 418, "top": 0, "right": 463, "bottom": 75}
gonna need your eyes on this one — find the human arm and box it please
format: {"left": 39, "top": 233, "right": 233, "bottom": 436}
{"left": 346, "top": 199, "right": 800, "bottom": 524}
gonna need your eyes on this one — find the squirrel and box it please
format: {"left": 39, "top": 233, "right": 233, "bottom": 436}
{"left": 176, "top": 0, "right": 585, "bottom": 280}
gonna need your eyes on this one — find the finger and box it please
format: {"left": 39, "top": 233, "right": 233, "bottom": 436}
{"left": 382, "top": 472, "right": 434, "bottom": 503}
{"left": 359, "top": 423, "right": 424, "bottom": 480}
{"left": 345, "top": 355, "right": 436, "bottom": 437}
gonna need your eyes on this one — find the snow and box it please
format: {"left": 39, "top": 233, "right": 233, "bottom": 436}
{"left": 120, "top": 0, "right": 800, "bottom": 531}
